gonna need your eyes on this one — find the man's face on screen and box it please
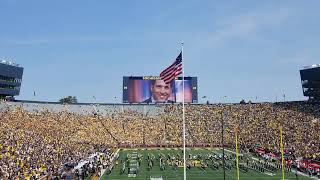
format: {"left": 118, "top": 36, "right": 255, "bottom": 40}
{"left": 151, "top": 80, "right": 172, "bottom": 102}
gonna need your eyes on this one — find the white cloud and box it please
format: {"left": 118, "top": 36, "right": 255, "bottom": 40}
{"left": 203, "top": 7, "right": 292, "bottom": 47}
{"left": 276, "top": 54, "right": 317, "bottom": 65}
{"left": 1, "top": 36, "right": 115, "bottom": 46}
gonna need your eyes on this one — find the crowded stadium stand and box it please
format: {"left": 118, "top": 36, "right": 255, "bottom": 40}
{"left": 0, "top": 100, "right": 319, "bottom": 179}
{"left": 0, "top": 62, "right": 319, "bottom": 179}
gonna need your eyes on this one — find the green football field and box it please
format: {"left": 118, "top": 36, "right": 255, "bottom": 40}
{"left": 101, "top": 148, "right": 313, "bottom": 180}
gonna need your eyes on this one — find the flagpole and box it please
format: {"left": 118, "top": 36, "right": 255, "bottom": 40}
{"left": 182, "top": 42, "right": 186, "bottom": 180}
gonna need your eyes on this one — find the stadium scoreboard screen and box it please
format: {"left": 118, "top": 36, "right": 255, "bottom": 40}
{"left": 123, "top": 76, "right": 198, "bottom": 103}
{"left": 300, "top": 65, "right": 320, "bottom": 100}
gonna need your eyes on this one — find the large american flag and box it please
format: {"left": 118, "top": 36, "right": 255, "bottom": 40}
{"left": 160, "top": 52, "right": 182, "bottom": 84}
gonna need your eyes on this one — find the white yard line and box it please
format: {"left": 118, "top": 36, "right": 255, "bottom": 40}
{"left": 222, "top": 148, "right": 244, "bottom": 156}
{"left": 264, "top": 172, "right": 275, "bottom": 176}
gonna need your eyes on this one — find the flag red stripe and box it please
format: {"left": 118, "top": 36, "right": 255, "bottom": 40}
{"left": 160, "top": 62, "right": 176, "bottom": 76}
{"left": 162, "top": 63, "right": 182, "bottom": 78}
{"left": 161, "top": 67, "right": 176, "bottom": 78}
{"left": 161, "top": 66, "right": 180, "bottom": 80}
{"left": 162, "top": 63, "right": 182, "bottom": 77}
{"left": 163, "top": 70, "right": 182, "bottom": 82}
{"left": 163, "top": 76, "right": 176, "bottom": 84}
{"left": 162, "top": 66, "right": 182, "bottom": 82}
{"left": 162, "top": 66, "right": 182, "bottom": 79}
{"left": 160, "top": 66, "right": 174, "bottom": 77}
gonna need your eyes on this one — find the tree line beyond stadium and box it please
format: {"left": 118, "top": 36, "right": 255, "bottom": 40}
{"left": 123, "top": 76, "right": 198, "bottom": 103}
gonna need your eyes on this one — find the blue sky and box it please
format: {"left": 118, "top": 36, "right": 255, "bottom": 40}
{"left": 1, "top": 0, "right": 319, "bottom": 103}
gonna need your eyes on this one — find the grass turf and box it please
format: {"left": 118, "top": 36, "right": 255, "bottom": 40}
{"left": 101, "top": 148, "right": 312, "bottom": 180}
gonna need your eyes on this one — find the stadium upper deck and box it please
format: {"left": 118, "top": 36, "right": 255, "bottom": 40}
{"left": 0, "top": 61, "right": 23, "bottom": 97}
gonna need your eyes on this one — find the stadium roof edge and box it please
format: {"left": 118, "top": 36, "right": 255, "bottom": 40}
{"left": 302, "top": 64, "right": 320, "bottom": 70}
{"left": 0, "top": 59, "right": 21, "bottom": 67}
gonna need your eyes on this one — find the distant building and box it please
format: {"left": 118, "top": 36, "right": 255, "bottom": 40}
{"left": 0, "top": 60, "right": 23, "bottom": 98}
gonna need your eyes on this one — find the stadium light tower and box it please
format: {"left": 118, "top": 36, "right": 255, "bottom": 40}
{"left": 201, "top": 95, "right": 208, "bottom": 104}
{"left": 92, "top": 96, "right": 96, "bottom": 103}
{"left": 222, "top": 96, "right": 227, "bottom": 104}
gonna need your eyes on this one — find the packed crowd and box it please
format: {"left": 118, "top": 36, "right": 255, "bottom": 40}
{"left": 0, "top": 101, "right": 319, "bottom": 179}
{"left": 163, "top": 102, "right": 319, "bottom": 162}
{"left": 0, "top": 105, "right": 114, "bottom": 179}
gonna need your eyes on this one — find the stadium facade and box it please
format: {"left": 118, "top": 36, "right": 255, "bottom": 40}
{"left": 0, "top": 61, "right": 24, "bottom": 98}
{"left": 300, "top": 64, "right": 320, "bottom": 101}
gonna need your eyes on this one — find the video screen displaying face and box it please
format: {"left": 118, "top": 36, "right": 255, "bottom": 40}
{"left": 127, "top": 79, "right": 193, "bottom": 103}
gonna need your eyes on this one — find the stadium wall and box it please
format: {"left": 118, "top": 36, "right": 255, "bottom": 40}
{"left": 0, "top": 101, "right": 164, "bottom": 117}
{"left": 1, "top": 100, "right": 317, "bottom": 118}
